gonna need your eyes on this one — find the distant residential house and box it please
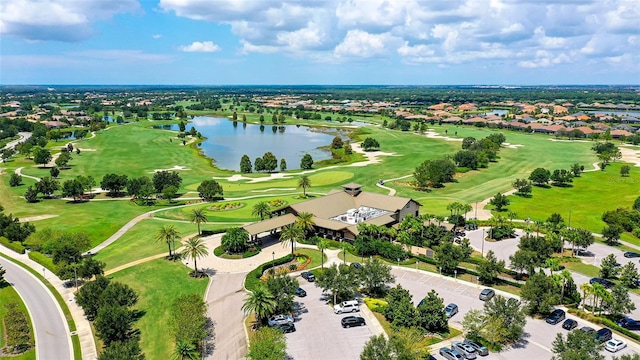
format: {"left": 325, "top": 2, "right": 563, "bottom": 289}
{"left": 611, "top": 129, "right": 634, "bottom": 138}
{"left": 243, "top": 183, "right": 421, "bottom": 242}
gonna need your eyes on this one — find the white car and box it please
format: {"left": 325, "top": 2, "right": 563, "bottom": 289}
{"left": 605, "top": 338, "right": 627, "bottom": 353}
{"left": 267, "top": 314, "right": 294, "bottom": 327}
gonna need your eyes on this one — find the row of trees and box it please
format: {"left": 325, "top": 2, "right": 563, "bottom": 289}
{"left": 0, "top": 204, "right": 36, "bottom": 243}
{"left": 463, "top": 295, "right": 526, "bottom": 346}
{"left": 168, "top": 294, "right": 209, "bottom": 359}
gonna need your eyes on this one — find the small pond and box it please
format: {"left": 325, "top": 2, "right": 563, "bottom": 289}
{"left": 479, "top": 109, "right": 509, "bottom": 116}
{"left": 154, "top": 117, "right": 354, "bottom": 171}
{"left": 584, "top": 110, "right": 640, "bottom": 117}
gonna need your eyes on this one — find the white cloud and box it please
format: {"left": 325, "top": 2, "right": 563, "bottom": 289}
{"left": 178, "top": 41, "right": 221, "bottom": 53}
{"left": 0, "top": 0, "right": 140, "bottom": 42}
{"left": 334, "top": 30, "right": 396, "bottom": 59}
{"left": 152, "top": 34, "right": 162, "bottom": 39}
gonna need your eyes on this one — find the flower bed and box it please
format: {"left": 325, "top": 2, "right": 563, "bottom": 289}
{"left": 259, "top": 253, "right": 311, "bottom": 280}
{"left": 208, "top": 202, "right": 244, "bottom": 211}
{"left": 268, "top": 199, "right": 287, "bottom": 208}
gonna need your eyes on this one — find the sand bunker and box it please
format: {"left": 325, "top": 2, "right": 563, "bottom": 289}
{"left": 152, "top": 165, "right": 191, "bottom": 173}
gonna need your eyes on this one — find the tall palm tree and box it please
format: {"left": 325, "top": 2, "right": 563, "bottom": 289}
{"left": 242, "top": 285, "right": 277, "bottom": 324}
{"left": 172, "top": 341, "right": 199, "bottom": 360}
{"left": 461, "top": 203, "right": 473, "bottom": 221}
{"left": 252, "top": 201, "right": 271, "bottom": 221}
{"left": 295, "top": 211, "right": 315, "bottom": 238}
{"left": 190, "top": 208, "right": 208, "bottom": 235}
{"left": 280, "top": 224, "right": 304, "bottom": 255}
{"left": 297, "top": 175, "right": 311, "bottom": 197}
{"left": 156, "top": 225, "right": 181, "bottom": 258}
{"left": 317, "top": 239, "right": 328, "bottom": 269}
{"left": 580, "top": 282, "right": 592, "bottom": 310}
{"left": 182, "top": 237, "right": 209, "bottom": 273}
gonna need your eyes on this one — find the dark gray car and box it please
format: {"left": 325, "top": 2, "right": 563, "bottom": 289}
{"left": 463, "top": 339, "right": 489, "bottom": 356}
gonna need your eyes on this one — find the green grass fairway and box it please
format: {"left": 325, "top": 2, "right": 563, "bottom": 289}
{"left": 94, "top": 219, "right": 236, "bottom": 271}
{"left": 109, "top": 259, "right": 209, "bottom": 360}
{"left": 506, "top": 162, "right": 640, "bottom": 240}
{"left": 0, "top": 284, "right": 36, "bottom": 360}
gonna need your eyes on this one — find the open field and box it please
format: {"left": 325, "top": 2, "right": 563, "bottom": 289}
{"left": 108, "top": 259, "right": 209, "bottom": 360}
{"left": 506, "top": 162, "right": 640, "bottom": 242}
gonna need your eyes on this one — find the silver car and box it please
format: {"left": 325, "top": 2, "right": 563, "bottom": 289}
{"left": 452, "top": 341, "right": 477, "bottom": 360}
{"left": 267, "top": 314, "right": 294, "bottom": 327}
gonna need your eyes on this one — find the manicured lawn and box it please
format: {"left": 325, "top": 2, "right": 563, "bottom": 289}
{"left": 109, "top": 259, "right": 209, "bottom": 360}
{"left": 294, "top": 248, "right": 325, "bottom": 269}
{"left": 561, "top": 260, "right": 601, "bottom": 278}
{"left": 0, "top": 284, "right": 36, "bottom": 360}
{"left": 506, "top": 162, "right": 640, "bottom": 244}
{"left": 94, "top": 219, "right": 235, "bottom": 271}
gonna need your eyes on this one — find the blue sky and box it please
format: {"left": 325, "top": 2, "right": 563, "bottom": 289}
{"left": 1, "top": 0, "right": 639, "bottom": 85}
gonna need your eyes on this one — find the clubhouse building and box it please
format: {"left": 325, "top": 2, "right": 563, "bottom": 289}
{"left": 243, "top": 183, "right": 421, "bottom": 242}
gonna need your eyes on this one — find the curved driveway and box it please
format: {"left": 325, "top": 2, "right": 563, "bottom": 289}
{"left": 0, "top": 257, "right": 72, "bottom": 360}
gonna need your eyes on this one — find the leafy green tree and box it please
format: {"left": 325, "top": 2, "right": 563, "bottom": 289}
{"left": 220, "top": 227, "right": 249, "bottom": 254}
{"left": 383, "top": 285, "right": 418, "bottom": 328}
{"left": 633, "top": 195, "right": 640, "bottom": 211}
{"left": 181, "top": 237, "right": 209, "bottom": 273}
{"left": 315, "top": 263, "right": 360, "bottom": 303}
{"left": 169, "top": 294, "right": 208, "bottom": 356}
{"left": 620, "top": 165, "right": 631, "bottom": 177}
{"left": 240, "top": 154, "right": 252, "bottom": 173}
{"left": 413, "top": 158, "right": 456, "bottom": 188}
{"left": 100, "top": 173, "right": 128, "bottom": 196}
{"left": 300, "top": 153, "right": 314, "bottom": 169}
{"left": 9, "top": 173, "right": 22, "bottom": 187}
{"left": 512, "top": 178, "right": 532, "bottom": 196}
{"left": 489, "top": 192, "right": 510, "bottom": 211}
{"left": 189, "top": 208, "right": 207, "bottom": 235}
{"left": 362, "top": 137, "right": 380, "bottom": 151}
{"left": 607, "top": 284, "right": 636, "bottom": 318}
{"left": 98, "top": 338, "right": 145, "bottom": 360}
{"left": 247, "top": 327, "right": 287, "bottom": 360}
{"left": 254, "top": 157, "right": 264, "bottom": 172}
{"left": 242, "top": 285, "right": 277, "bottom": 324}
{"left": 360, "top": 334, "right": 393, "bottom": 360}
{"left": 570, "top": 163, "right": 584, "bottom": 177}
{"left": 252, "top": 201, "right": 271, "bottom": 221}
{"left": 156, "top": 225, "right": 180, "bottom": 258}
{"left": 331, "top": 136, "right": 344, "bottom": 149}
{"left": 461, "top": 309, "right": 485, "bottom": 338}
{"left": 599, "top": 254, "right": 620, "bottom": 279}
{"left": 94, "top": 305, "right": 134, "bottom": 346}
{"left": 265, "top": 274, "right": 297, "bottom": 315}
{"left": 482, "top": 295, "right": 526, "bottom": 344}
{"left": 24, "top": 186, "right": 38, "bottom": 203}
{"left": 360, "top": 328, "right": 431, "bottom": 360}
{"left": 297, "top": 175, "right": 311, "bottom": 197}
{"left": 478, "top": 250, "right": 505, "bottom": 284}
{"left": 62, "top": 179, "right": 85, "bottom": 201}
{"left": 619, "top": 262, "right": 640, "bottom": 288}
{"left": 77, "top": 257, "right": 106, "bottom": 279}
{"left": 613, "top": 354, "right": 640, "bottom": 360}
{"left": 197, "top": 180, "right": 223, "bottom": 201}
{"left": 101, "top": 282, "right": 138, "bottom": 309}
{"left": 262, "top": 152, "right": 278, "bottom": 173}
{"left": 153, "top": 171, "right": 182, "bottom": 194}
{"left": 55, "top": 151, "right": 71, "bottom": 169}
{"left": 602, "top": 225, "right": 623, "bottom": 245}
{"left": 521, "top": 272, "right": 559, "bottom": 315}
{"left": 359, "top": 259, "right": 395, "bottom": 296}
{"left": 32, "top": 147, "right": 52, "bottom": 167}
{"left": 35, "top": 176, "right": 59, "bottom": 198}
{"left": 162, "top": 185, "right": 178, "bottom": 203}
{"left": 529, "top": 167, "right": 550, "bottom": 186}
{"left": 279, "top": 158, "right": 286, "bottom": 172}
{"left": 551, "top": 328, "right": 604, "bottom": 360}
{"left": 453, "top": 150, "right": 479, "bottom": 169}
{"left": 416, "top": 289, "right": 448, "bottom": 333}
{"left": 546, "top": 213, "right": 565, "bottom": 232}
{"left": 434, "top": 241, "right": 462, "bottom": 274}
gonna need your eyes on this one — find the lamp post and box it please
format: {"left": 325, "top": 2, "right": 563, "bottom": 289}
{"left": 474, "top": 201, "right": 478, "bottom": 220}
{"left": 481, "top": 229, "right": 485, "bottom": 258}
{"left": 454, "top": 269, "right": 457, "bottom": 279}
{"left": 439, "top": 266, "right": 442, "bottom": 275}
{"left": 397, "top": 258, "right": 400, "bottom": 267}
{"left": 272, "top": 251, "right": 275, "bottom": 267}
{"left": 416, "top": 260, "right": 419, "bottom": 272}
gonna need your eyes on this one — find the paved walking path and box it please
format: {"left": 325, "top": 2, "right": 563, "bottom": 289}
{"left": 0, "top": 246, "right": 98, "bottom": 360}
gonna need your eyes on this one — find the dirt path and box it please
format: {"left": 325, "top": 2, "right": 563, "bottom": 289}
{"left": 18, "top": 214, "right": 59, "bottom": 222}
{"left": 465, "top": 189, "right": 519, "bottom": 220}
{"left": 620, "top": 146, "right": 640, "bottom": 167}
{"left": 15, "top": 167, "right": 41, "bottom": 182}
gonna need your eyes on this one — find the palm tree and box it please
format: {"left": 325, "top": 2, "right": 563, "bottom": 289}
{"left": 461, "top": 203, "right": 473, "bottom": 221}
{"left": 317, "top": 239, "right": 328, "bottom": 269}
{"left": 172, "top": 341, "right": 199, "bottom": 360}
{"left": 280, "top": 224, "right": 303, "bottom": 255}
{"left": 242, "top": 285, "right": 277, "bottom": 324}
{"left": 507, "top": 211, "right": 517, "bottom": 224}
{"left": 252, "top": 201, "right": 271, "bottom": 221}
{"left": 297, "top": 175, "right": 311, "bottom": 197}
{"left": 156, "top": 225, "right": 181, "bottom": 258}
{"left": 580, "top": 282, "right": 592, "bottom": 310}
{"left": 295, "top": 211, "right": 315, "bottom": 239}
{"left": 190, "top": 208, "right": 208, "bottom": 235}
{"left": 181, "top": 237, "right": 209, "bottom": 273}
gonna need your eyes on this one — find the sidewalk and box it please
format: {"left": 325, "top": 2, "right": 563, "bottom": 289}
{"left": 0, "top": 245, "right": 98, "bottom": 360}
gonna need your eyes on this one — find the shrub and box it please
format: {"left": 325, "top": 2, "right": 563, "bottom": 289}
{"left": 0, "top": 237, "right": 26, "bottom": 254}
{"left": 245, "top": 254, "right": 294, "bottom": 291}
{"left": 213, "top": 246, "right": 225, "bottom": 257}
{"left": 201, "top": 228, "right": 229, "bottom": 236}
{"left": 243, "top": 247, "right": 261, "bottom": 258}
{"left": 27, "top": 251, "right": 59, "bottom": 274}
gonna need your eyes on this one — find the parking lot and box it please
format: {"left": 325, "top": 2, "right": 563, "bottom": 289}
{"left": 284, "top": 278, "right": 384, "bottom": 360}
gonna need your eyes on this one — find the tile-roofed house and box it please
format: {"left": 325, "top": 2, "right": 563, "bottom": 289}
{"left": 243, "top": 183, "right": 421, "bottom": 241}
{"left": 611, "top": 129, "right": 634, "bottom": 138}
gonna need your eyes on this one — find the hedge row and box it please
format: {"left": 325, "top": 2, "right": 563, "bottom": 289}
{"left": 27, "top": 251, "right": 59, "bottom": 275}
{"left": 201, "top": 228, "right": 230, "bottom": 236}
{"left": 0, "top": 237, "right": 26, "bottom": 254}
{"left": 244, "top": 253, "right": 294, "bottom": 291}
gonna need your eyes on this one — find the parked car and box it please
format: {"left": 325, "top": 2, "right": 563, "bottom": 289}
{"left": 445, "top": 303, "right": 459, "bottom": 318}
{"left": 463, "top": 339, "right": 488, "bottom": 356}
{"left": 274, "top": 322, "right": 296, "bottom": 333}
{"left": 579, "top": 326, "right": 596, "bottom": 336}
{"left": 562, "top": 319, "right": 578, "bottom": 330}
{"left": 624, "top": 251, "right": 640, "bottom": 258}
{"left": 605, "top": 338, "right": 627, "bottom": 352}
{"left": 350, "top": 262, "right": 362, "bottom": 270}
{"left": 595, "top": 328, "right": 613, "bottom": 343}
{"left": 617, "top": 317, "right": 640, "bottom": 330}
{"left": 451, "top": 341, "right": 477, "bottom": 359}
{"left": 479, "top": 289, "right": 495, "bottom": 301}
{"left": 334, "top": 300, "right": 360, "bottom": 314}
{"left": 546, "top": 309, "right": 566, "bottom": 325}
{"left": 268, "top": 314, "right": 294, "bottom": 327}
{"left": 507, "top": 298, "right": 521, "bottom": 307}
{"left": 575, "top": 248, "right": 593, "bottom": 257}
{"left": 301, "top": 271, "right": 315, "bottom": 282}
{"left": 295, "top": 287, "right": 307, "bottom": 297}
{"left": 341, "top": 316, "right": 366, "bottom": 328}
{"left": 439, "top": 347, "right": 464, "bottom": 360}
{"left": 589, "top": 277, "right": 615, "bottom": 289}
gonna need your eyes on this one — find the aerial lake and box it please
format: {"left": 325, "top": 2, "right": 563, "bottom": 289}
{"left": 154, "top": 117, "right": 353, "bottom": 171}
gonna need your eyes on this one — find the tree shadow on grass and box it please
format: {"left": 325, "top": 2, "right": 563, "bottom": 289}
{"left": 131, "top": 309, "right": 146, "bottom": 322}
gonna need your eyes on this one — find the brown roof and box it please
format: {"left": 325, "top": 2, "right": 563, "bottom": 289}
{"left": 242, "top": 213, "right": 297, "bottom": 236}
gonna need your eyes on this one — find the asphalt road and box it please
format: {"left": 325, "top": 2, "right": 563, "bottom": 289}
{"left": 1, "top": 132, "right": 31, "bottom": 152}
{"left": 0, "top": 257, "right": 72, "bottom": 360}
